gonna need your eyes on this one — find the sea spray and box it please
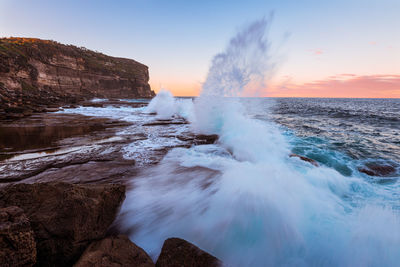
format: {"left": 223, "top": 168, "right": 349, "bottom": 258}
{"left": 145, "top": 89, "right": 194, "bottom": 121}
{"left": 119, "top": 18, "right": 400, "bottom": 267}
{"left": 145, "top": 90, "right": 177, "bottom": 119}
{"left": 192, "top": 18, "right": 283, "bottom": 163}
{"left": 201, "top": 17, "right": 272, "bottom": 97}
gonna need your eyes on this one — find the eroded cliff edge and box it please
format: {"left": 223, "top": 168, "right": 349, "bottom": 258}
{"left": 0, "top": 37, "right": 155, "bottom": 118}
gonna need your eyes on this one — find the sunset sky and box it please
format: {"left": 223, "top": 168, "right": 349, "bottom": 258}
{"left": 1, "top": 0, "right": 399, "bottom": 97}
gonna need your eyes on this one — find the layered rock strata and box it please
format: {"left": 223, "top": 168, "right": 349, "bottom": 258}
{"left": 0, "top": 37, "right": 155, "bottom": 119}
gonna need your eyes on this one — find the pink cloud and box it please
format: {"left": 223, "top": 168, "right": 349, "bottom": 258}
{"left": 313, "top": 49, "right": 323, "bottom": 55}
{"left": 308, "top": 49, "right": 324, "bottom": 56}
{"left": 268, "top": 74, "right": 400, "bottom": 98}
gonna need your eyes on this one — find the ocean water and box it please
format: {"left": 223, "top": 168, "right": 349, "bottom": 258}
{"left": 60, "top": 18, "right": 399, "bottom": 266}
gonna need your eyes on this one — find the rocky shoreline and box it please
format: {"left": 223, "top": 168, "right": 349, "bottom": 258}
{"left": 0, "top": 98, "right": 224, "bottom": 266}
{"left": 0, "top": 182, "right": 222, "bottom": 266}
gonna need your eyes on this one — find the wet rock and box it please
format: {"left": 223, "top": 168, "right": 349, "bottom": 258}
{"left": 289, "top": 153, "right": 319, "bottom": 167}
{"left": 0, "top": 113, "right": 136, "bottom": 183}
{"left": 0, "top": 206, "right": 36, "bottom": 267}
{"left": 143, "top": 121, "right": 188, "bottom": 126}
{"left": 358, "top": 163, "right": 396, "bottom": 177}
{"left": 194, "top": 134, "right": 219, "bottom": 145}
{"left": 176, "top": 134, "right": 219, "bottom": 146}
{"left": 156, "top": 238, "right": 222, "bottom": 267}
{"left": 0, "top": 182, "right": 126, "bottom": 267}
{"left": 0, "top": 143, "right": 137, "bottom": 184}
{"left": 74, "top": 235, "right": 154, "bottom": 267}
{"left": 0, "top": 113, "right": 125, "bottom": 154}
{"left": 21, "top": 156, "right": 138, "bottom": 185}
{"left": 44, "top": 107, "right": 60, "bottom": 112}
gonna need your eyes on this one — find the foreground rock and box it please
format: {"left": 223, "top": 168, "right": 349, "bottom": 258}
{"left": 74, "top": 235, "right": 154, "bottom": 267}
{"left": 0, "top": 37, "right": 155, "bottom": 119}
{"left": 0, "top": 182, "right": 125, "bottom": 266}
{"left": 156, "top": 238, "right": 221, "bottom": 267}
{"left": 0, "top": 206, "right": 36, "bottom": 267}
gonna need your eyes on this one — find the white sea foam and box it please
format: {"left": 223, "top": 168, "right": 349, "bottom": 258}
{"left": 58, "top": 104, "right": 189, "bottom": 165}
{"left": 90, "top": 98, "right": 108, "bottom": 103}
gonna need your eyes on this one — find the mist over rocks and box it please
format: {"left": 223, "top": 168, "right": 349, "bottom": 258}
{"left": 0, "top": 37, "right": 155, "bottom": 119}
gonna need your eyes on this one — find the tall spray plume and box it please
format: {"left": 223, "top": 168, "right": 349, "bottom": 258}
{"left": 201, "top": 17, "right": 273, "bottom": 97}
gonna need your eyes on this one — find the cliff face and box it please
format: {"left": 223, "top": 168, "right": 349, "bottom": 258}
{"left": 0, "top": 38, "right": 154, "bottom": 118}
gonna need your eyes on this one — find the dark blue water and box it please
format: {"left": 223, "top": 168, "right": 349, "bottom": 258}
{"left": 269, "top": 98, "right": 400, "bottom": 178}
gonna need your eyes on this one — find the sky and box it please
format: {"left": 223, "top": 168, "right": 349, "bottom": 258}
{"left": 1, "top": 0, "right": 399, "bottom": 97}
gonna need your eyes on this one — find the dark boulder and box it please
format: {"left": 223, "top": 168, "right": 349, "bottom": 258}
{"left": 156, "top": 238, "right": 221, "bottom": 267}
{"left": 0, "top": 182, "right": 125, "bottom": 267}
{"left": 289, "top": 153, "right": 319, "bottom": 167}
{"left": 0, "top": 206, "right": 36, "bottom": 267}
{"left": 359, "top": 163, "right": 396, "bottom": 177}
{"left": 74, "top": 235, "right": 154, "bottom": 267}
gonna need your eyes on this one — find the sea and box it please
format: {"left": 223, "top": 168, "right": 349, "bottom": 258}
{"left": 59, "top": 95, "right": 400, "bottom": 267}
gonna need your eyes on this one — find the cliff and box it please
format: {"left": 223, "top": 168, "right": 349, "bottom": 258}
{"left": 0, "top": 37, "right": 155, "bottom": 118}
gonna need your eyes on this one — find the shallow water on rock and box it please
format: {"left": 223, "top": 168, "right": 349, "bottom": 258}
{"left": 0, "top": 113, "right": 124, "bottom": 161}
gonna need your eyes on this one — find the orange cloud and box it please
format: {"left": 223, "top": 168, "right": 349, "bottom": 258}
{"left": 268, "top": 74, "right": 400, "bottom": 98}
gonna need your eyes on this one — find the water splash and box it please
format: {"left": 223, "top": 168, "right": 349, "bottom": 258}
{"left": 119, "top": 18, "right": 400, "bottom": 267}
{"left": 145, "top": 89, "right": 194, "bottom": 121}
{"left": 202, "top": 17, "right": 272, "bottom": 97}
{"left": 192, "top": 17, "right": 275, "bottom": 139}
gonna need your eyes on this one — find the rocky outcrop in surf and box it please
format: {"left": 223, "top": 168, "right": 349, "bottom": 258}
{"left": 0, "top": 37, "right": 155, "bottom": 119}
{"left": 358, "top": 163, "right": 396, "bottom": 177}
